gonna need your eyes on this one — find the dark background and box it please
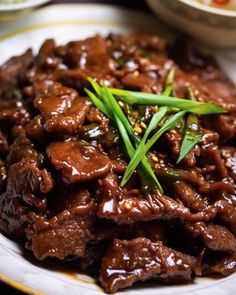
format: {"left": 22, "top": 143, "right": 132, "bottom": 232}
{"left": 0, "top": 1, "right": 150, "bottom": 294}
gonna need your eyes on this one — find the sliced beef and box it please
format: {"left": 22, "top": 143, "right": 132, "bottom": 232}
{"left": 35, "top": 39, "right": 61, "bottom": 69}
{"left": 25, "top": 115, "right": 45, "bottom": 140}
{"left": 34, "top": 81, "right": 77, "bottom": 118}
{"left": 185, "top": 222, "right": 236, "bottom": 253}
{"left": 62, "top": 35, "right": 114, "bottom": 72}
{"left": 204, "top": 114, "right": 236, "bottom": 143}
{"left": 26, "top": 188, "right": 95, "bottom": 260}
{"left": 46, "top": 140, "right": 112, "bottom": 183}
{"left": 198, "top": 181, "right": 234, "bottom": 196}
{"left": 0, "top": 159, "right": 53, "bottom": 236}
{"left": 221, "top": 147, "right": 236, "bottom": 182}
{"left": 0, "top": 98, "right": 31, "bottom": 126}
{"left": 200, "top": 144, "right": 228, "bottom": 180}
{"left": 6, "top": 133, "right": 39, "bottom": 165}
{"left": 171, "top": 181, "right": 208, "bottom": 212}
{"left": 97, "top": 174, "right": 216, "bottom": 224}
{"left": 208, "top": 253, "right": 236, "bottom": 276}
{"left": 34, "top": 81, "right": 90, "bottom": 134}
{"left": 0, "top": 49, "right": 33, "bottom": 94}
{"left": 214, "top": 195, "right": 236, "bottom": 236}
{"left": 44, "top": 96, "right": 90, "bottom": 134}
{"left": 121, "top": 72, "right": 161, "bottom": 93}
{"left": 100, "top": 238, "right": 196, "bottom": 293}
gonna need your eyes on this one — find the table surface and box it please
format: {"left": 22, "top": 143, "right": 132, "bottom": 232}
{"left": 0, "top": 1, "right": 148, "bottom": 294}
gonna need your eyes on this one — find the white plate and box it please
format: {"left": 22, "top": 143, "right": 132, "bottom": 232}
{"left": 0, "top": 4, "right": 235, "bottom": 295}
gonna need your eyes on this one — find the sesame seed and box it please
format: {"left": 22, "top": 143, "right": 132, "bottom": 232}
{"left": 118, "top": 101, "right": 125, "bottom": 108}
{"left": 140, "top": 122, "right": 147, "bottom": 129}
{"left": 224, "top": 153, "right": 231, "bottom": 159}
{"left": 155, "top": 164, "right": 160, "bottom": 169}
{"left": 125, "top": 202, "right": 131, "bottom": 210}
{"left": 151, "top": 155, "right": 158, "bottom": 162}
{"left": 134, "top": 126, "right": 142, "bottom": 134}
{"left": 133, "top": 70, "right": 139, "bottom": 77}
{"left": 225, "top": 162, "right": 232, "bottom": 168}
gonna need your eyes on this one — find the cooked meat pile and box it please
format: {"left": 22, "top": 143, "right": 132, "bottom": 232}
{"left": 0, "top": 34, "right": 236, "bottom": 293}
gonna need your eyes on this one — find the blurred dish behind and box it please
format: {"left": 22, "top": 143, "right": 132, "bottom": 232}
{"left": 146, "top": 0, "right": 236, "bottom": 48}
{"left": 0, "top": 0, "right": 51, "bottom": 21}
{"left": 194, "top": 0, "right": 236, "bottom": 10}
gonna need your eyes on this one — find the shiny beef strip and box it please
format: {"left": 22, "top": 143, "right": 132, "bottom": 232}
{"left": 54, "top": 35, "right": 117, "bottom": 89}
{"left": 25, "top": 115, "right": 45, "bottom": 140}
{"left": 34, "top": 81, "right": 78, "bottom": 118}
{"left": 185, "top": 222, "right": 236, "bottom": 253}
{"left": 0, "top": 49, "right": 33, "bottom": 95}
{"left": 6, "top": 132, "right": 39, "bottom": 165}
{"left": 33, "top": 81, "right": 91, "bottom": 135}
{"left": 198, "top": 249, "right": 236, "bottom": 277}
{"left": 171, "top": 181, "right": 209, "bottom": 213}
{"left": 0, "top": 98, "right": 31, "bottom": 126}
{"left": 44, "top": 97, "right": 91, "bottom": 134}
{"left": 0, "top": 158, "right": 53, "bottom": 237}
{"left": 97, "top": 174, "right": 216, "bottom": 224}
{"left": 220, "top": 146, "right": 236, "bottom": 182}
{"left": 203, "top": 114, "right": 236, "bottom": 143}
{"left": 199, "top": 144, "right": 228, "bottom": 180}
{"left": 100, "top": 238, "right": 197, "bottom": 293}
{"left": 26, "top": 188, "right": 95, "bottom": 260}
{"left": 35, "top": 39, "right": 61, "bottom": 70}
{"left": 46, "top": 140, "right": 112, "bottom": 183}
{"left": 0, "top": 34, "right": 235, "bottom": 293}
{"left": 62, "top": 35, "right": 115, "bottom": 71}
{"left": 207, "top": 253, "right": 236, "bottom": 276}
{"left": 214, "top": 193, "right": 236, "bottom": 236}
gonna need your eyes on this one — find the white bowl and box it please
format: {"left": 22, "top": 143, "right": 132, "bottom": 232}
{"left": 0, "top": 0, "right": 51, "bottom": 21}
{"left": 146, "top": 0, "right": 236, "bottom": 49}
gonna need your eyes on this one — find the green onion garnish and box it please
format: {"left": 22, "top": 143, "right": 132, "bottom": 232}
{"left": 108, "top": 88, "right": 226, "bottom": 115}
{"left": 120, "top": 107, "right": 168, "bottom": 187}
{"left": 86, "top": 82, "right": 162, "bottom": 190}
{"left": 121, "top": 111, "right": 186, "bottom": 186}
{"left": 85, "top": 77, "right": 226, "bottom": 193}
{"left": 177, "top": 88, "right": 202, "bottom": 163}
{"left": 177, "top": 113, "right": 202, "bottom": 163}
{"left": 162, "top": 67, "right": 176, "bottom": 97}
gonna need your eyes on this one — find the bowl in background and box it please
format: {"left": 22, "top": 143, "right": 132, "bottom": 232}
{"left": 0, "top": 0, "right": 51, "bottom": 21}
{"left": 146, "top": 0, "right": 236, "bottom": 48}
